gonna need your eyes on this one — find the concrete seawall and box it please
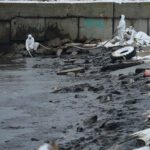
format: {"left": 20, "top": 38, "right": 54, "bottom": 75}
{"left": 0, "top": 2, "right": 150, "bottom": 44}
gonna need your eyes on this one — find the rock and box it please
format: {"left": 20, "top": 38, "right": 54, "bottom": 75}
{"left": 36, "top": 48, "right": 53, "bottom": 55}
{"left": 12, "top": 43, "right": 25, "bottom": 51}
{"left": 67, "top": 125, "right": 73, "bottom": 129}
{"left": 135, "top": 68, "right": 147, "bottom": 74}
{"left": 31, "top": 138, "right": 39, "bottom": 141}
{"left": 111, "top": 90, "right": 122, "bottom": 95}
{"left": 104, "top": 120, "right": 123, "bottom": 130}
{"left": 48, "top": 38, "right": 62, "bottom": 48}
{"left": 56, "top": 49, "right": 63, "bottom": 57}
{"left": 125, "top": 99, "right": 137, "bottom": 104}
{"left": 77, "top": 127, "right": 84, "bottom": 132}
{"left": 119, "top": 74, "right": 128, "bottom": 80}
{"left": 97, "top": 94, "right": 112, "bottom": 102}
{"left": 88, "top": 86, "right": 99, "bottom": 92}
{"left": 121, "top": 80, "right": 128, "bottom": 85}
{"left": 71, "top": 51, "right": 78, "bottom": 56}
{"left": 61, "top": 38, "right": 71, "bottom": 45}
{"left": 83, "top": 115, "right": 98, "bottom": 126}
{"left": 74, "top": 94, "right": 87, "bottom": 99}
{"left": 129, "top": 78, "right": 135, "bottom": 84}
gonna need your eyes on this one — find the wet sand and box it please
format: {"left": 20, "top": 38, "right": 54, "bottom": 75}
{"left": 0, "top": 52, "right": 150, "bottom": 150}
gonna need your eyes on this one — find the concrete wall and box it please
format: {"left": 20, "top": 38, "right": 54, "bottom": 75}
{"left": 0, "top": 2, "right": 150, "bottom": 44}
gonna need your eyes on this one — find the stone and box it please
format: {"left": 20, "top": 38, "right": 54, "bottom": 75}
{"left": 56, "top": 49, "right": 63, "bottom": 57}
{"left": 48, "top": 38, "right": 62, "bottom": 48}
{"left": 104, "top": 120, "right": 123, "bottom": 130}
{"left": 83, "top": 115, "right": 98, "bottom": 126}
{"left": 77, "top": 127, "right": 84, "bottom": 132}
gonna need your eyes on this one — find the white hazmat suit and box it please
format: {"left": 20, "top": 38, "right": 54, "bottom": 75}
{"left": 25, "top": 34, "right": 39, "bottom": 51}
{"left": 117, "top": 14, "right": 126, "bottom": 45}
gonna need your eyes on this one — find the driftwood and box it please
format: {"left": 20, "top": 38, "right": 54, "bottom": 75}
{"left": 64, "top": 43, "right": 99, "bottom": 50}
{"left": 101, "top": 61, "right": 143, "bottom": 71}
{"left": 63, "top": 59, "right": 76, "bottom": 64}
{"left": 82, "top": 43, "right": 97, "bottom": 47}
{"left": 57, "top": 67, "right": 84, "bottom": 75}
{"left": 64, "top": 43, "right": 82, "bottom": 48}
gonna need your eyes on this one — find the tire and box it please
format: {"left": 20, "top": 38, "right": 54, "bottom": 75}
{"left": 111, "top": 46, "right": 136, "bottom": 61}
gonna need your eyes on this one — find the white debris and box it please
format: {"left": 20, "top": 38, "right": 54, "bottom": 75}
{"left": 132, "top": 55, "right": 150, "bottom": 62}
{"left": 133, "top": 146, "right": 150, "bottom": 150}
{"left": 37, "top": 143, "right": 53, "bottom": 150}
{"left": 135, "top": 32, "right": 150, "bottom": 46}
{"left": 131, "top": 128, "right": 150, "bottom": 146}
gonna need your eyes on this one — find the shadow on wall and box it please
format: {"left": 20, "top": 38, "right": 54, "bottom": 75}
{"left": 45, "top": 24, "right": 70, "bottom": 40}
{"left": 10, "top": 17, "right": 76, "bottom": 42}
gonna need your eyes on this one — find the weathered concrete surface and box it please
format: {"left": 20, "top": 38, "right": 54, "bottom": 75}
{"left": 115, "top": 3, "right": 150, "bottom": 19}
{"left": 11, "top": 18, "right": 45, "bottom": 41}
{"left": 0, "top": 2, "right": 150, "bottom": 44}
{"left": 115, "top": 19, "right": 148, "bottom": 34}
{"left": 80, "top": 18, "right": 112, "bottom": 40}
{"left": 45, "top": 18, "right": 78, "bottom": 40}
{"left": 0, "top": 3, "right": 113, "bottom": 20}
{"left": 148, "top": 19, "right": 150, "bottom": 35}
{"left": 0, "top": 22, "right": 10, "bottom": 44}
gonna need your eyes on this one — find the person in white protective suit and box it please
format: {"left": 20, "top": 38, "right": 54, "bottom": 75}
{"left": 117, "top": 14, "right": 126, "bottom": 45}
{"left": 25, "top": 34, "right": 39, "bottom": 51}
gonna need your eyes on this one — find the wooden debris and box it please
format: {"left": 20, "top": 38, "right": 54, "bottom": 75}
{"left": 64, "top": 43, "right": 82, "bottom": 48}
{"left": 82, "top": 43, "right": 97, "bottom": 48}
{"left": 57, "top": 67, "right": 84, "bottom": 75}
{"left": 101, "top": 61, "right": 143, "bottom": 71}
{"left": 63, "top": 59, "right": 76, "bottom": 64}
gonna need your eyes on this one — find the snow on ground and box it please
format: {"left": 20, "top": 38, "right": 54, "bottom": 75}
{"left": 0, "top": 0, "right": 150, "bottom": 3}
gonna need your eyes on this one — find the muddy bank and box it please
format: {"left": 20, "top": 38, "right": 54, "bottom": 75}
{"left": 0, "top": 43, "right": 150, "bottom": 150}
